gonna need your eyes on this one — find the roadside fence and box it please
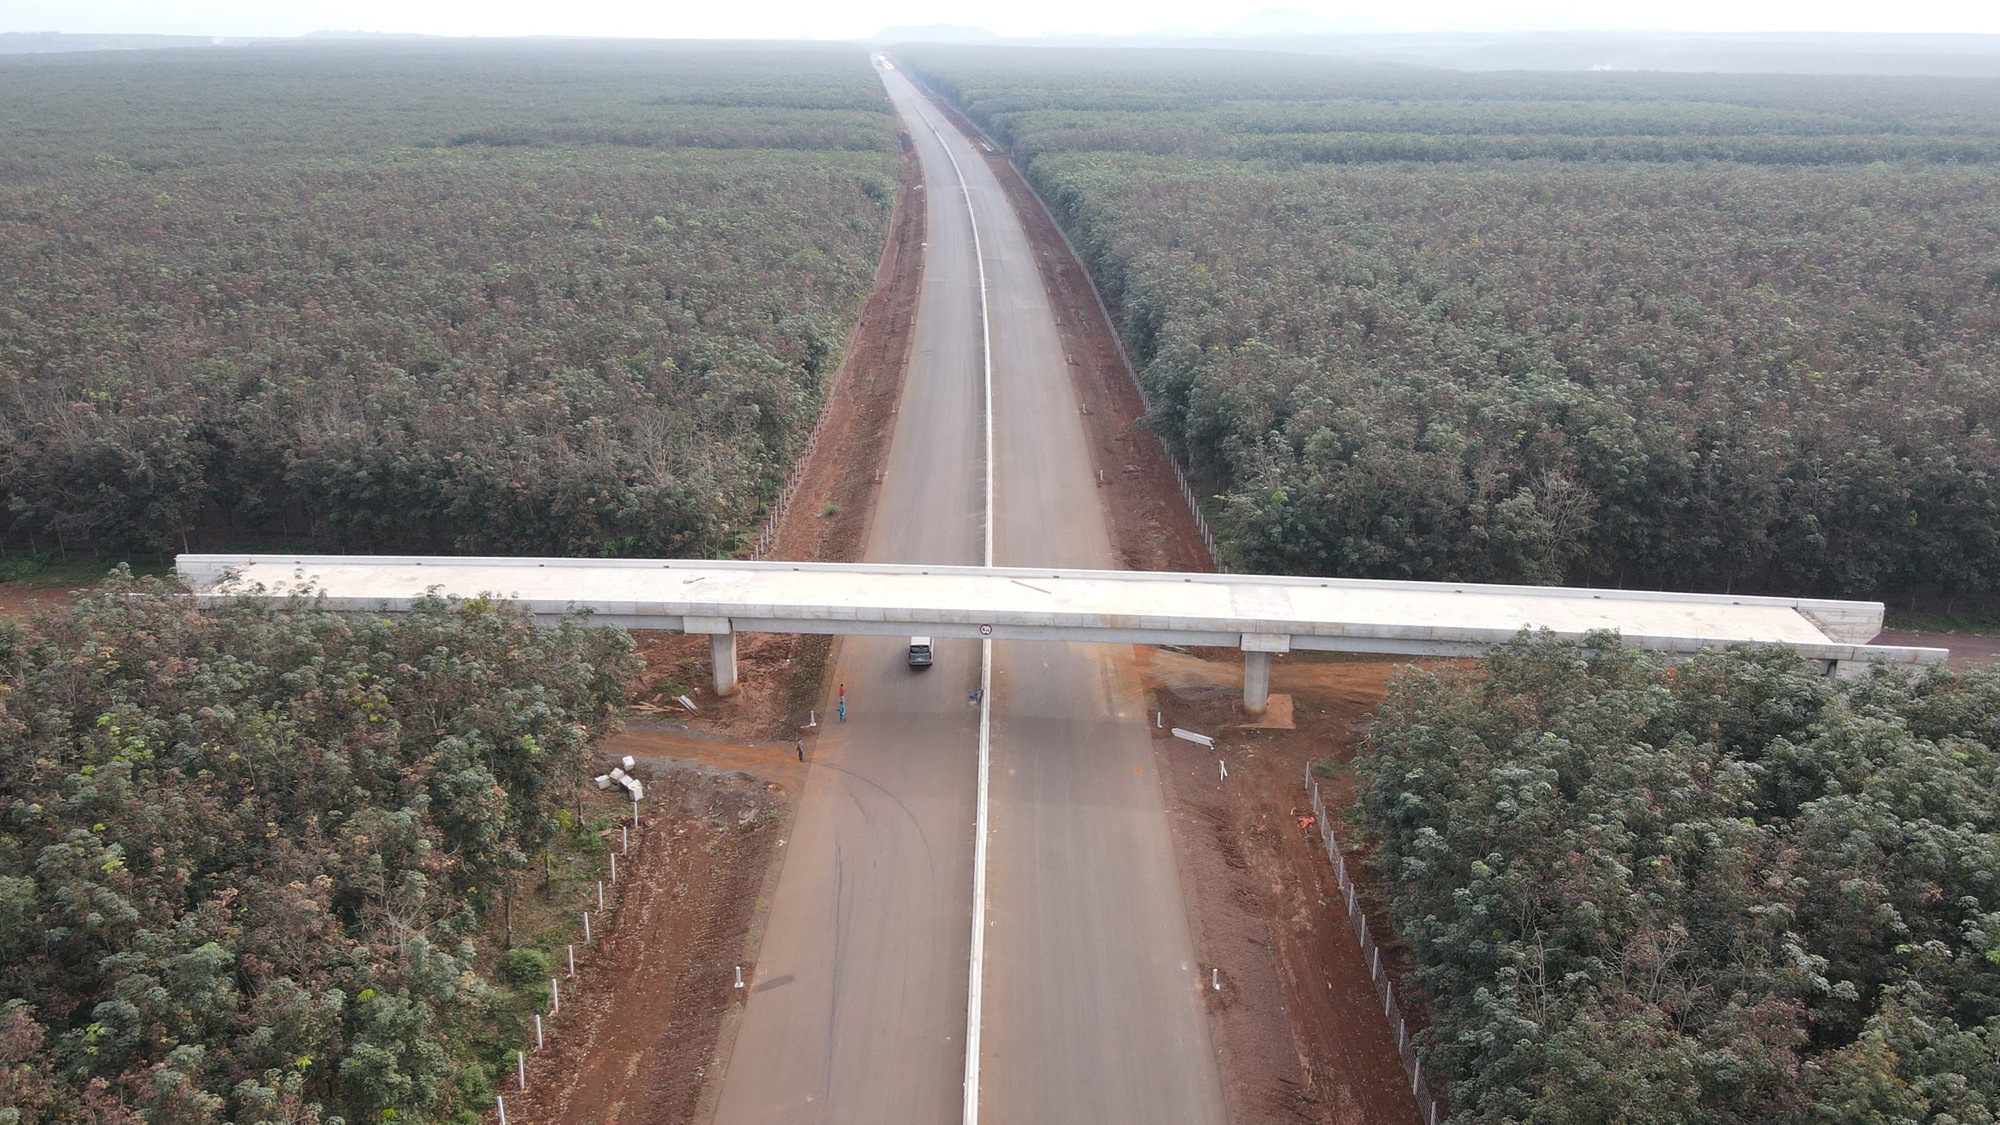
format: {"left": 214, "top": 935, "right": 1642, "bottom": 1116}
{"left": 750, "top": 420, "right": 823, "bottom": 561}
{"left": 1167, "top": 456, "right": 1223, "bottom": 570}
{"left": 492, "top": 798, "right": 645, "bottom": 1124}
{"left": 1306, "top": 769, "right": 1444, "bottom": 1125}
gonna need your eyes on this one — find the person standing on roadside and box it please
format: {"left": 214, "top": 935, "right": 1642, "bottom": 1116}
{"left": 796, "top": 739, "right": 804, "bottom": 761}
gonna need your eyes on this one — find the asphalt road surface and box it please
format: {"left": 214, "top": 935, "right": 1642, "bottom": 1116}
{"left": 711, "top": 62, "right": 1225, "bottom": 1125}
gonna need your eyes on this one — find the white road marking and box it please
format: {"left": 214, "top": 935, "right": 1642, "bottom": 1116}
{"left": 913, "top": 90, "right": 997, "bottom": 1125}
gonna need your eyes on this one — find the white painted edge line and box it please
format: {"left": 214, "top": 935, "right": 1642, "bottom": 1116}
{"left": 967, "top": 635, "right": 993, "bottom": 1125}
{"left": 918, "top": 89, "right": 995, "bottom": 1125}
{"left": 923, "top": 115, "right": 995, "bottom": 570}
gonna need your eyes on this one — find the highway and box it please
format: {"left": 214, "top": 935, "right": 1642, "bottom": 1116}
{"left": 709, "top": 61, "right": 1226, "bottom": 1125}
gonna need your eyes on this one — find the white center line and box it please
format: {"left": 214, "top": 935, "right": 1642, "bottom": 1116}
{"left": 911, "top": 81, "right": 997, "bottom": 1125}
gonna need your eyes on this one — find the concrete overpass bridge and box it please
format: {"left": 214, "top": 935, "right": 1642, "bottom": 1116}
{"left": 178, "top": 554, "right": 1945, "bottom": 713}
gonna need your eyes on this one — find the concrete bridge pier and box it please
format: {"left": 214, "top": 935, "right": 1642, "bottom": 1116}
{"left": 685, "top": 616, "right": 740, "bottom": 697}
{"left": 1241, "top": 632, "right": 1291, "bottom": 715}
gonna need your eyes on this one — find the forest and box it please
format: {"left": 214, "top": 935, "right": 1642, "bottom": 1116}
{"left": 0, "top": 43, "right": 899, "bottom": 557}
{"left": 1359, "top": 633, "right": 1999, "bottom": 1123}
{"left": 0, "top": 40, "right": 899, "bottom": 1122}
{"left": 900, "top": 47, "right": 2000, "bottom": 600}
{"left": 0, "top": 578, "right": 638, "bottom": 1122}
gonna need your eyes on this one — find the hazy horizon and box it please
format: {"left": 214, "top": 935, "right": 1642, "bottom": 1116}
{"left": 6, "top": 1, "right": 1998, "bottom": 42}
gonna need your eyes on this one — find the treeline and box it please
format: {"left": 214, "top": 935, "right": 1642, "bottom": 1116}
{"left": 902, "top": 47, "right": 2000, "bottom": 598}
{"left": 0, "top": 43, "right": 898, "bottom": 557}
{"left": 0, "top": 578, "right": 638, "bottom": 1122}
{"left": 1358, "top": 634, "right": 1999, "bottom": 1122}
{"left": 0, "top": 42, "right": 895, "bottom": 175}
{"left": 907, "top": 47, "right": 2000, "bottom": 162}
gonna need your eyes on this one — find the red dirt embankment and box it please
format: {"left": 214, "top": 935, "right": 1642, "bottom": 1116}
{"left": 501, "top": 760, "right": 786, "bottom": 1125}
{"left": 1143, "top": 650, "right": 1427, "bottom": 1124}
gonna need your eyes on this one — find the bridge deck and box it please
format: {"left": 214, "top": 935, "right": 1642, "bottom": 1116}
{"left": 179, "top": 554, "right": 1943, "bottom": 670}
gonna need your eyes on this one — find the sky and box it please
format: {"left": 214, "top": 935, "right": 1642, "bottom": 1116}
{"left": 6, "top": 0, "right": 1998, "bottom": 40}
